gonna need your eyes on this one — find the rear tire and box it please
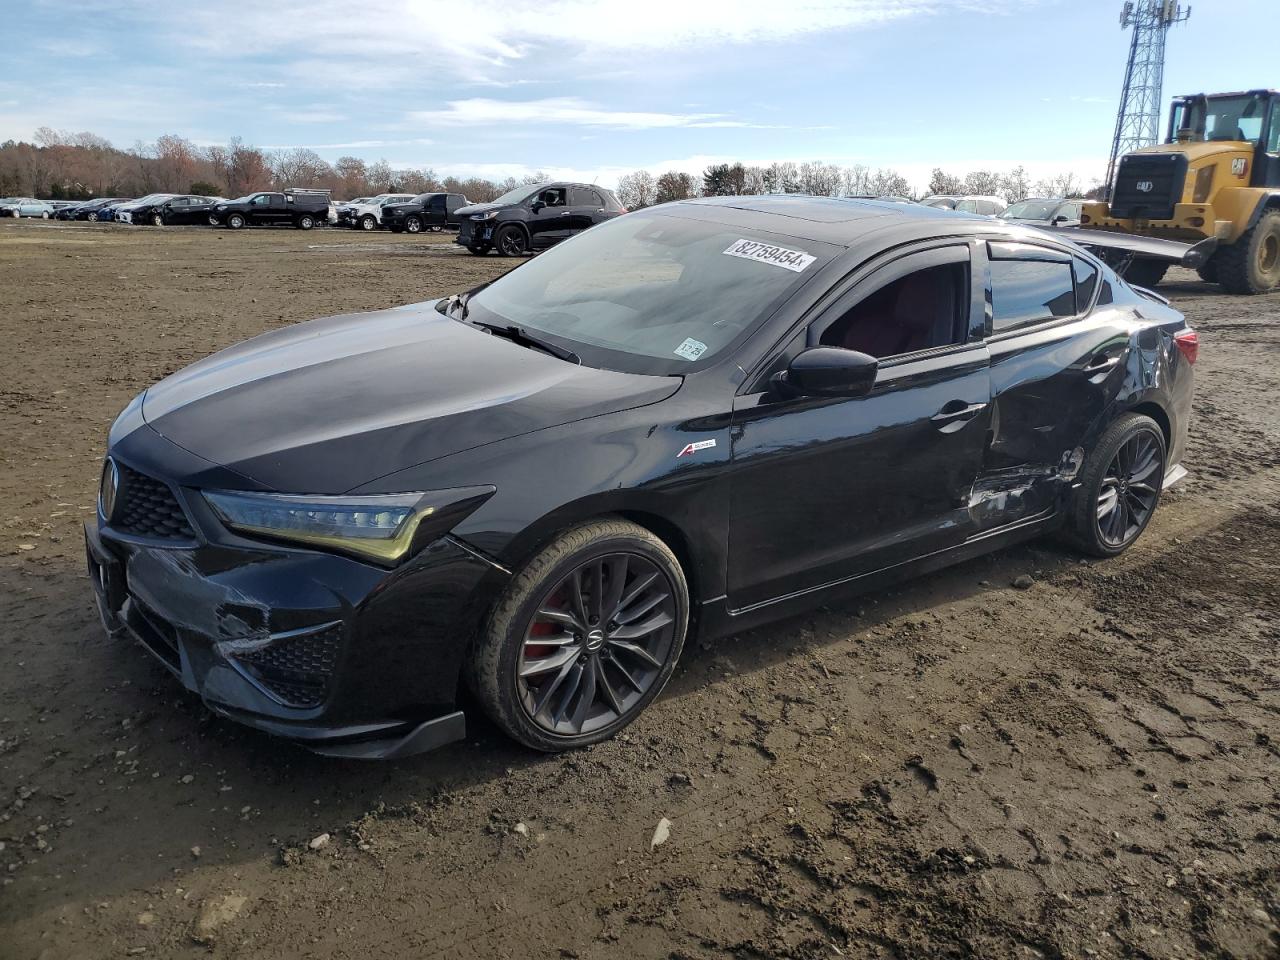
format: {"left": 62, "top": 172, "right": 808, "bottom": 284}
{"left": 1066, "top": 413, "right": 1166, "bottom": 558}
{"left": 1217, "top": 210, "right": 1280, "bottom": 295}
{"left": 296, "top": 214, "right": 315, "bottom": 230}
{"left": 466, "top": 518, "right": 689, "bottom": 752}
{"left": 428, "top": 224, "right": 443, "bottom": 233}
{"left": 1124, "top": 260, "right": 1168, "bottom": 289}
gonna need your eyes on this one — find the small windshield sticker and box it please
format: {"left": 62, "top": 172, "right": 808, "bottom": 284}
{"left": 677, "top": 439, "right": 717, "bottom": 458}
{"left": 723, "top": 238, "right": 816, "bottom": 273}
{"left": 674, "top": 337, "right": 708, "bottom": 361}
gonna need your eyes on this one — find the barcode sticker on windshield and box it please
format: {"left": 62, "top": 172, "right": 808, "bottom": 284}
{"left": 674, "top": 338, "right": 708, "bottom": 361}
{"left": 723, "top": 238, "right": 816, "bottom": 273}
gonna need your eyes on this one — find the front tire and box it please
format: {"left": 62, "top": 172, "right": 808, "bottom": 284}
{"left": 405, "top": 216, "right": 422, "bottom": 234}
{"left": 1196, "top": 257, "right": 1220, "bottom": 285}
{"left": 150, "top": 212, "right": 164, "bottom": 227}
{"left": 359, "top": 214, "right": 377, "bottom": 231}
{"left": 1217, "top": 210, "right": 1280, "bottom": 295}
{"left": 467, "top": 243, "right": 491, "bottom": 256}
{"left": 467, "top": 518, "right": 689, "bottom": 752}
{"left": 1067, "top": 413, "right": 1166, "bottom": 558}
{"left": 227, "top": 213, "right": 246, "bottom": 230}
{"left": 496, "top": 224, "right": 529, "bottom": 257}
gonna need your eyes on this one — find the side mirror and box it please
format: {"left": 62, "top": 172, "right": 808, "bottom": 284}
{"left": 780, "top": 347, "right": 878, "bottom": 398}
{"left": 1051, "top": 215, "right": 1067, "bottom": 225}
{"left": 530, "top": 200, "right": 545, "bottom": 213}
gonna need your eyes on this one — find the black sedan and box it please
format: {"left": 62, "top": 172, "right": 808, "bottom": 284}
{"left": 121, "top": 194, "right": 221, "bottom": 226}
{"left": 86, "top": 196, "right": 1196, "bottom": 758}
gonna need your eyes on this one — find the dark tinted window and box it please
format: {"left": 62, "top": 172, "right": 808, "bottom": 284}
{"left": 1073, "top": 256, "right": 1099, "bottom": 308}
{"left": 569, "top": 186, "right": 596, "bottom": 206}
{"left": 990, "top": 260, "right": 1076, "bottom": 332}
{"left": 819, "top": 261, "right": 968, "bottom": 358}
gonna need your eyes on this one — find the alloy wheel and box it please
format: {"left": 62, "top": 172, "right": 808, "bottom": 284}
{"left": 498, "top": 229, "right": 527, "bottom": 256}
{"left": 1096, "top": 429, "right": 1161, "bottom": 547}
{"left": 406, "top": 217, "right": 421, "bottom": 233}
{"left": 517, "top": 552, "right": 677, "bottom": 737}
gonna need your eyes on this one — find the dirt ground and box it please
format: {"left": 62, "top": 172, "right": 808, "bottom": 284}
{"left": 0, "top": 219, "right": 1277, "bottom": 960}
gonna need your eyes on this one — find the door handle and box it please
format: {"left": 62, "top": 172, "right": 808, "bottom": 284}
{"left": 931, "top": 400, "right": 987, "bottom": 433}
{"left": 1084, "top": 355, "right": 1121, "bottom": 373}
{"left": 560, "top": 211, "right": 573, "bottom": 217}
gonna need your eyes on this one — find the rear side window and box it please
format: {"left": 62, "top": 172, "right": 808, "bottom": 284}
{"left": 569, "top": 186, "right": 596, "bottom": 206}
{"left": 1073, "top": 256, "right": 1099, "bottom": 308}
{"left": 989, "top": 259, "right": 1077, "bottom": 332}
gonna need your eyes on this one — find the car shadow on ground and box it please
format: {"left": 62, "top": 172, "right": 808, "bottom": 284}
{"left": 1, "top": 531, "right": 1079, "bottom": 917}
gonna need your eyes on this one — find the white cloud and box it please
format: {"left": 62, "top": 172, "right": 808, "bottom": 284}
{"left": 407, "top": 98, "right": 776, "bottom": 130}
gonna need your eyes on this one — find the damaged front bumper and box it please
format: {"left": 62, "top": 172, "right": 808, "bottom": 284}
{"left": 85, "top": 516, "right": 503, "bottom": 759}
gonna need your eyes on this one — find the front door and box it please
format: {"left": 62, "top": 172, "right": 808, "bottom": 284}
{"left": 528, "top": 186, "right": 572, "bottom": 246}
{"left": 727, "top": 243, "right": 991, "bottom": 611}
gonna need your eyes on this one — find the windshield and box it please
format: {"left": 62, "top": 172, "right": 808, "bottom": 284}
{"left": 920, "top": 197, "right": 956, "bottom": 209}
{"left": 1172, "top": 94, "right": 1268, "bottom": 144}
{"left": 465, "top": 210, "right": 836, "bottom": 375}
{"left": 1003, "top": 200, "right": 1060, "bottom": 220}
{"left": 130, "top": 194, "right": 168, "bottom": 205}
{"left": 490, "top": 184, "right": 543, "bottom": 206}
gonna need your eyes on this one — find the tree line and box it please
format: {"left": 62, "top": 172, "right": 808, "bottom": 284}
{"left": 0, "top": 129, "right": 523, "bottom": 202}
{"left": 616, "top": 163, "right": 1097, "bottom": 210}
{"left": 1, "top": 128, "right": 1098, "bottom": 206}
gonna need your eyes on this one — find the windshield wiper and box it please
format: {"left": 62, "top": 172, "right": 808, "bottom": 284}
{"left": 469, "top": 320, "right": 580, "bottom": 364}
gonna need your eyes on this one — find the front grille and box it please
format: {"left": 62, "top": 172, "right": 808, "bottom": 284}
{"left": 1110, "top": 153, "right": 1188, "bottom": 220}
{"left": 113, "top": 464, "right": 197, "bottom": 540}
{"left": 233, "top": 624, "right": 342, "bottom": 708}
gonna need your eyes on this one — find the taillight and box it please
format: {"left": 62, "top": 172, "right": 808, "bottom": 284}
{"left": 1174, "top": 329, "right": 1198, "bottom": 365}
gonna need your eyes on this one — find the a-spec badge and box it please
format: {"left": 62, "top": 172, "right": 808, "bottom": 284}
{"left": 677, "top": 439, "right": 717, "bottom": 458}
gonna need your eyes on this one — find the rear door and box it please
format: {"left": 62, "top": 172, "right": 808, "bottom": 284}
{"left": 567, "top": 185, "right": 600, "bottom": 232}
{"left": 727, "top": 242, "right": 992, "bottom": 611}
{"left": 975, "top": 241, "right": 1126, "bottom": 530}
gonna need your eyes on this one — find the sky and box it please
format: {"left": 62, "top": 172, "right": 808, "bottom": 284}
{"left": 2, "top": 0, "right": 1276, "bottom": 193}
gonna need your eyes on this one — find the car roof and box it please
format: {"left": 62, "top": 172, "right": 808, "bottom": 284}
{"left": 661, "top": 194, "right": 1068, "bottom": 249}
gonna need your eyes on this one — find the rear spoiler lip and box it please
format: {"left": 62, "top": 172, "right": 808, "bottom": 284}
{"left": 1044, "top": 225, "right": 1219, "bottom": 269}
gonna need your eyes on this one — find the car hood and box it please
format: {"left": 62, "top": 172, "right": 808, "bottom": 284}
{"left": 455, "top": 202, "right": 504, "bottom": 217}
{"left": 140, "top": 302, "right": 680, "bottom": 493}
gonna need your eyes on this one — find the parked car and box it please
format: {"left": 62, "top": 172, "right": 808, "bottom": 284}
{"left": 334, "top": 197, "right": 373, "bottom": 226}
{"left": 455, "top": 181, "right": 626, "bottom": 256}
{"left": 346, "top": 194, "right": 417, "bottom": 231}
{"left": 118, "top": 194, "right": 223, "bottom": 226}
{"left": 1, "top": 198, "right": 55, "bottom": 218}
{"left": 48, "top": 200, "right": 81, "bottom": 212}
{"left": 55, "top": 201, "right": 89, "bottom": 220}
{"left": 88, "top": 199, "right": 133, "bottom": 223}
{"left": 383, "top": 193, "right": 470, "bottom": 234}
{"left": 87, "top": 195, "right": 1196, "bottom": 758}
{"left": 920, "top": 195, "right": 1008, "bottom": 216}
{"left": 210, "top": 189, "right": 330, "bottom": 229}
{"left": 70, "top": 198, "right": 131, "bottom": 221}
{"left": 1000, "top": 197, "right": 1084, "bottom": 228}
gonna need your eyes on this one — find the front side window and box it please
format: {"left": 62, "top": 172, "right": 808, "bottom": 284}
{"left": 251, "top": 194, "right": 269, "bottom": 205}
{"left": 465, "top": 210, "right": 837, "bottom": 375}
{"left": 537, "top": 187, "right": 567, "bottom": 207}
{"left": 818, "top": 260, "right": 968, "bottom": 359}
{"left": 990, "top": 258, "right": 1077, "bottom": 332}
{"left": 1177, "top": 94, "right": 1269, "bottom": 145}
{"left": 1268, "top": 100, "right": 1280, "bottom": 154}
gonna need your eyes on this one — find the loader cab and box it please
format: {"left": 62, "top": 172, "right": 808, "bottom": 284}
{"left": 1168, "top": 90, "right": 1280, "bottom": 188}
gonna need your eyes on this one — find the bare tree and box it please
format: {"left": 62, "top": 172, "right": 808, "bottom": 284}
{"left": 616, "top": 169, "right": 657, "bottom": 209}
{"left": 926, "top": 168, "right": 963, "bottom": 196}
{"left": 654, "top": 170, "right": 698, "bottom": 203}
{"left": 1000, "top": 165, "right": 1031, "bottom": 202}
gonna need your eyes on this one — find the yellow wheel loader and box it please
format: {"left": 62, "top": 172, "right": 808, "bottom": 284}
{"left": 1082, "top": 89, "right": 1280, "bottom": 293}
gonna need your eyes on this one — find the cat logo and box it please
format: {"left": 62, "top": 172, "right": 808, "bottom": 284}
{"left": 1136, "top": 181, "right": 1154, "bottom": 193}
{"left": 1231, "top": 158, "right": 1248, "bottom": 177}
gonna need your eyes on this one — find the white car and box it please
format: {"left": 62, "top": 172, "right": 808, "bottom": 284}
{"left": 346, "top": 194, "right": 416, "bottom": 231}
{"left": 919, "top": 195, "right": 1008, "bottom": 216}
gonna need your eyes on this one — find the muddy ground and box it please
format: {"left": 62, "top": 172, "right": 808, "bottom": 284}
{"left": 0, "top": 220, "right": 1276, "bottom": 960}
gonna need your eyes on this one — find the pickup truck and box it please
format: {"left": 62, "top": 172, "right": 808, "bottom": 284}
{"left": 211, "top": 189, "right": 330, "bottom": 229}
{"left": 383, "top": 192, "right": 470, "bottom": 234}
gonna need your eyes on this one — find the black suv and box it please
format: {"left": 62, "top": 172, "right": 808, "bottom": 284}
{"left": 455, "top": 182, "right": 626, "bottom": 256}
{"left": 383, "top": 193, "right": 469, "bottom": 234}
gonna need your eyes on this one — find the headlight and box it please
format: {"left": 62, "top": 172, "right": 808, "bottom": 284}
{"left": 203, "top": 486, "right": 495, "bottom": 565}
{"left": 471, "top": 210, "right": 498, "bottom": 221}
